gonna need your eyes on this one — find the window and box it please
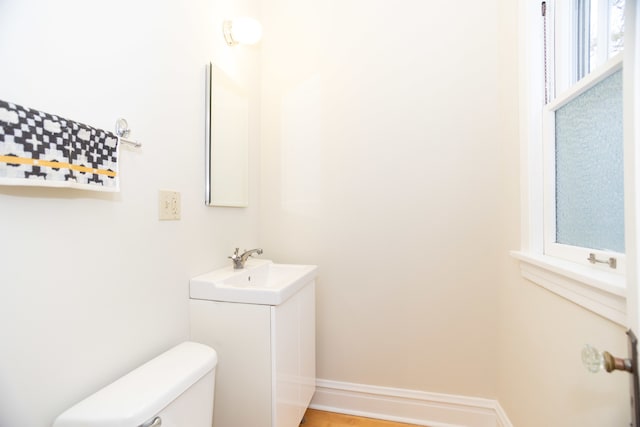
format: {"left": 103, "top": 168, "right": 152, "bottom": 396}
{"left": 553, "top": 69, "right": 623, "bottom": 253}
{"left": 543, "top": 58, "right": 624, "bottom": 272}
{"left": 512, "top": 0, "right": 629, "bottom": 326}
{"left": 590, "top": 0, "right": 625, "bottom": 72}
{"left": 543, "top": 0, "right": 625, "bottom": 271}
{"left": 550, "top": 0, "right": 625, "bottom": 97}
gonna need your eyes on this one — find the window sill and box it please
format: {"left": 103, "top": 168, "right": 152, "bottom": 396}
{"left": 511, "top": 251, "right": 627, "bottom": 326}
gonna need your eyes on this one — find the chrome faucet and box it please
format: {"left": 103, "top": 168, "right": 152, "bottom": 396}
{"left": 229, "top": 247, "right": 263, "bottom": 269}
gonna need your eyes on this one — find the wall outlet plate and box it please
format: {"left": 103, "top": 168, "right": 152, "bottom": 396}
{"left": 159, "top": 190, "right": 181, "bottom": 220}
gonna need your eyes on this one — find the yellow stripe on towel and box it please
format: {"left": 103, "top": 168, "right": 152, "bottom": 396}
{"left": 0, "top": 155, "right": 117, "bottom": 177}
{"left": 0, "top": 155, "right": 34, "bottom": 165}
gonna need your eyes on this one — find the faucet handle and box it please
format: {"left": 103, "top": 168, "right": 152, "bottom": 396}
{"left": 228, "top": 248, "right": 240, "bottom": 260}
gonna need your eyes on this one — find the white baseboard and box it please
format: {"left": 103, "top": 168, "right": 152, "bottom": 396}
{"left": 310, "top": 379, "right": 513, "bottom": 427}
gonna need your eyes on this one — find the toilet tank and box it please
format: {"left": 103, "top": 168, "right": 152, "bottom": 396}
{"left": 52, "top": 341, "right": 217, "bottom": 427}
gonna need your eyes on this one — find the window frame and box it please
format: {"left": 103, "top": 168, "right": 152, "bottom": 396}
{"left": 513, "top": 0, "right": 632, "bottom": 326}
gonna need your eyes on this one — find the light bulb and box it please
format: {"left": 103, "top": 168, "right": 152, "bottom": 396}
{"left": 224, "top": 17, "right": 262, "bottom": 46}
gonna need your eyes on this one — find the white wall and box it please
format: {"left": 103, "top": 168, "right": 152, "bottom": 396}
{"left": 259, "top": 0, "right": 503, "bottom": 397}
{"left": 0, "top": 1, "right": 261, "bottom": 426}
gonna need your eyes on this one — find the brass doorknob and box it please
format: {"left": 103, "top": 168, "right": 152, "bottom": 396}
{"left": 603, "top": 350, "right": 633, "bottom": 373}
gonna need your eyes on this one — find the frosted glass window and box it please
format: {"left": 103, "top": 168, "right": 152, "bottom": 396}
{"left": 555, "top": 69, "right": 624, "bottom": 253}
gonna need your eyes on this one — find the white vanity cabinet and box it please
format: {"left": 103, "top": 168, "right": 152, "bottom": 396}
{"left": 190, "top": 280, "right": 315, "bottom": 427}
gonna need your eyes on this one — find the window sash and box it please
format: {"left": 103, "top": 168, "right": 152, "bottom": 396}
{"left": 542, "top": 54, "right": 625, "bottom": 272}
{"left": 551, "top": 0, "right": 624, "bottom": 96}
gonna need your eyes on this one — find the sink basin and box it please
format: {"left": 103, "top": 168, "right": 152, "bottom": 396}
{"left": 190, "top": 259, "right": 318, "bottom": 305}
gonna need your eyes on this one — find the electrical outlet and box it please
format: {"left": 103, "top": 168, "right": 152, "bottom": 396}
{"left": 159, "top": 190, "right": 181, "bottom": 220}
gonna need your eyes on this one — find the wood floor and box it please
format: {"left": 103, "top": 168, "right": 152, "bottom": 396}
{"left": 301, "top": 409, "right": 421, "bottom": 427}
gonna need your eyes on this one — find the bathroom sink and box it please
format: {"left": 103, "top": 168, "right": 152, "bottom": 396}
{"left": 190, "top": 259, "right": 318, "bottom": 305}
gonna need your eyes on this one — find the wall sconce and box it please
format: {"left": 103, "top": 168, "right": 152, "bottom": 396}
{"left": 223, "top": 17, "right": 263, "bottom": 46}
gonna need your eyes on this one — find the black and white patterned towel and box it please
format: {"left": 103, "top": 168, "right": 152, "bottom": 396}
{"left": 0, "top": 100, "right": 119, "bottom": 191}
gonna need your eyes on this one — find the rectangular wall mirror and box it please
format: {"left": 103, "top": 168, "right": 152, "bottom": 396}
{"left": 205, "top": 62, "right": 249, "bottom": 207}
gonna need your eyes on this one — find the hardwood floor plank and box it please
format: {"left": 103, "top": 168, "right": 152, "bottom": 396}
{"left": 302, "top": 409, "right": 421, "bottom": 427}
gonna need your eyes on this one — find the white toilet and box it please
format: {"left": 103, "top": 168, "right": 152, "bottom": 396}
{"left": 52, "top": 341, "right": 217, "bottom": 427}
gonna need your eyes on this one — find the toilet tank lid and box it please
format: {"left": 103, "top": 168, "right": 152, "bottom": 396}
{"left": 52, "top": 341, "right": 217, "bottom": 427}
